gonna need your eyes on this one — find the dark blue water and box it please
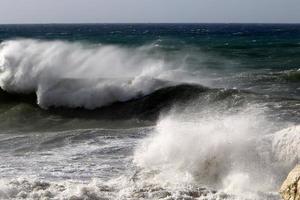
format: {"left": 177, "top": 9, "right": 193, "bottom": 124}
{"left": 1, "top": 24, "right": 300, "bottom": 69}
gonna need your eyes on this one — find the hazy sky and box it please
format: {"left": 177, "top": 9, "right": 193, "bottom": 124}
{"left": 0, "top": 0, "right": 300, "bottom": 24}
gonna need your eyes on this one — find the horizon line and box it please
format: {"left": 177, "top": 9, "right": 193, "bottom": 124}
{"left": 0, "top": 22, "right": 300, "bottom": 25}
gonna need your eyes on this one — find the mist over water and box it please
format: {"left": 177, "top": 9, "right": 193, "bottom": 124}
{"left": 0, "top": 24, "right": 299, "bottom": 199}
{"left": 0, "top": 39, "right": 171, "bottom": 108}
{"left": 134, "top": 106, "right": 298, "bottom": 194}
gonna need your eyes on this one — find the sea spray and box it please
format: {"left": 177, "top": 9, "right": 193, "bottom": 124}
{"left": 0, "top": 39, "right": 191, "bottom": 109}
{"left": 133, "top": 105, "right": 298, "bottom": 197}
{"left": 0, "top": 24, "right": 299, "bottom": 200}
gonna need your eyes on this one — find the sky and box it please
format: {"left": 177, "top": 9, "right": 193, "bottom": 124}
{"left": 0, "top": 0, "right": 300, "bottom": 24}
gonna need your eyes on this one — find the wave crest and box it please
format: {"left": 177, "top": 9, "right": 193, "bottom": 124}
{"left": 0, "top": 39, "right": 192, "bottom": 109}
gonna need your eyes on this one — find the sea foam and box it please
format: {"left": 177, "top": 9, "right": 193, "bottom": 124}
{"left": 134, "top": 105, "right": 299, "bottom": 197}
{"left": 0, "top": 39, "right": 194, "bottom": 109}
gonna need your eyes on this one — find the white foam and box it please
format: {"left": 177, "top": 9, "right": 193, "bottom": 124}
{"left": 0, "top": 39, "right": 198, "bottom": 109}
{"left": 0, "top": 177, "right": 226, "bottom": 200}
{"left": 0, "top": 108, "right": 295, "bottom": 199}
{"left": 134, "top": 106, "right": 299, "bottom": 197}
{"left": 272, "top": 125, "right": 300, "bottom": 165}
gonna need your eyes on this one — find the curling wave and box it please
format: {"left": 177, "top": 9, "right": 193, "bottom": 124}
{"left": 0, "top": 39, "right": 199, "bottom": 109}
{"left": 0, "top": 84, "right": 239, "bottom": 121}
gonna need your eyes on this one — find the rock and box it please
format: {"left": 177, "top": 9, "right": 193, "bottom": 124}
{"left": 280, "top": 165, "right": 300, "bottom": 200}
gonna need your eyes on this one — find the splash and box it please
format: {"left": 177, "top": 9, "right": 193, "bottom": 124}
{"left": 0, "top": 39, "right": 197, "bottom": 109}
{"left": 134, "top": 105, "right": 299, "bottom": 198}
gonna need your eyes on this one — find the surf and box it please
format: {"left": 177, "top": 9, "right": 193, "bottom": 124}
{"left": 0, "top": 39, "right": 183, "bottom": 109}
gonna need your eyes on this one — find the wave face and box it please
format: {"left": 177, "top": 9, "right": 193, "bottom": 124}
{"left": 1, "top": 39, "right": 299, "bottom": 111}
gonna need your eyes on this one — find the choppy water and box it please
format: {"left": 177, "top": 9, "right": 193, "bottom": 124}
{"left": 0, "top": 24, "right": 299, "bottom": 199}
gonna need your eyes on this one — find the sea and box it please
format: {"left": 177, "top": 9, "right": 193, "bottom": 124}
{"left": 0, "top": 23, "right": 299, "bottom": 200}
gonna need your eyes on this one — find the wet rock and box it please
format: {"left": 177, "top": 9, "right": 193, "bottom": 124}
{"left": 280, "top": 165, "right": 300, "bottom": 200}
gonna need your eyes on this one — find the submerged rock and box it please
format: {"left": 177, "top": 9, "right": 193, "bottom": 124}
{"left": 280, "top": 165, "right": 300, "bottom": 200}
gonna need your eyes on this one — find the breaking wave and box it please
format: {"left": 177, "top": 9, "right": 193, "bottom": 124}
{"left": 0, "top": 38, "right": 299, "bottom": 200}
{"left": 0, "top": 39, "right": 200, "bottom": 109}
{"left": 1, "top": 112, "right": 298, "bottom": 199}
{"left": 133, "top": 105, "right": 300, "bottom": 199}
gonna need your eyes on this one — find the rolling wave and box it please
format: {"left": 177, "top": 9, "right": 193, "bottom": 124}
{"left": 0, "top": 84, "right": 218, "bottom": 120}
{"left": 0, "top": 38, "right": 299, "bottom": 129}
{"left": 0, "top": 38, "right": 252, "bottom": 121}
{"left": 0, "top": 81, "right": 299, "bottom": 123}
{"left": 0, "top": 39, "right": 194, "bottom": 109}
{"left": 0, "top": 25, "right": 300, "bottom": 200}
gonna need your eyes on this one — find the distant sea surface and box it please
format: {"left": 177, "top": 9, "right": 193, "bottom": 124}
{"left": 0, "top": 24, "right": 299, "bottom": 199}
